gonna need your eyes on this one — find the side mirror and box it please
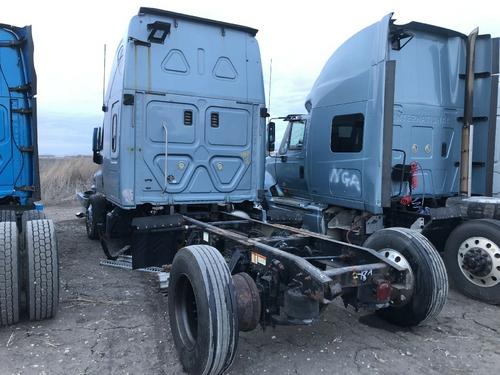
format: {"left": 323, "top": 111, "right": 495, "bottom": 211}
{"left": 267, "top": 122, "right": 275, "bottom": 152}
{"left": 92, "top": 127, "right": 103, "bottom": 164}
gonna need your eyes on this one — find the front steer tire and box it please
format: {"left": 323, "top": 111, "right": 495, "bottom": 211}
{"left": 168, "top": 245, "right": 238, "bottom": 375}
{"left": 363, "top": 227, "right": 448, "bottom": 326}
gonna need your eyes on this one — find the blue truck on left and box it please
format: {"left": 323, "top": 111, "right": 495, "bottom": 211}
{"left": 0, "top": 23, "right": 58, "bottom": 327}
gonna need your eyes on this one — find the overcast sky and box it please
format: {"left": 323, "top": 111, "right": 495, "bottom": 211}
{"left": 3, "top": 0, "right": 500, "bottom": 155}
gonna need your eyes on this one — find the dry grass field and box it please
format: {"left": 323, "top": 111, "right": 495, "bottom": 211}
{"left": 39, "top": 156, "right": 97, "bottom": 204}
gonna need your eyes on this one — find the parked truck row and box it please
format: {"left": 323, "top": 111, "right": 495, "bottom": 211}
{"left": 77, "top": 8, "right": 468, "bottom": 374}
{"left": 1, "top": 7, "right": 498, "bottom": 375}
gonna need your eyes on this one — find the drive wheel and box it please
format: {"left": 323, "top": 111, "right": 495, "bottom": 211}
{"left": 0, "top": 210, "right": 16, "bottom": 223}
{"left": 21, "top": 210, "right": 46, "bottom": 230}
{"left": 168, "top": 245, "right": 238, "bottom": 375}
{"left": 25, "top": 219, "right": 59, "bottom": 321}
{"left": 363, "top": 227, "right": 448, "bottom": 326}
{"left": 444, "top": 219, "right": 500, "bottom": 304}
{"left": 0, "top": 222, "right": 19, "bottom": 327}
{"left": 21, "top": 210, "right": 46, "bottom": 248}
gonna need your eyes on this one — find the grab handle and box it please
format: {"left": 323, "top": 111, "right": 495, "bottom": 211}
{"left": 162, "top": 122, "right": 168, "bottom": 191}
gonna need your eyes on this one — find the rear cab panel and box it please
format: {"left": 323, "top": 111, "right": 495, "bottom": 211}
{"left": 389, "top": 22, "right": 498, "bottom": 198}
{"left": 302, "top": 15, "right": 499, "bottom": 214}
{"left": 101, "top": 8, "right": 266, "bottom": 208}
{"left": 0, "top": 24, "right": 39, "bottom": 206}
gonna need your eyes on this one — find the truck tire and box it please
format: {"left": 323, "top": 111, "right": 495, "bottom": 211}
{"left": 0, "top": 210, "right": 16, "bottom": 223}
{"left": 168, "top": 245, "right": 238, "bottom": 375}
{"left": 21, "top": 210, "right": 46, "bottom": 231}
{"left": 363, "top": 227, "right": 448, "bottom": 326}
{"left": 444, "top": 219, "right": 500, "bottom": 304}
{"left": 86, "top": 194, "right": 106, "bottom": 240}
{"left": 0, "top": 222, "right": 19, "bottom": 327}
{"left": 21, "top": 210, "right": 46, "bottom": 249}
{"left": 25, "top": 219, "right": 59, "bottom": 321}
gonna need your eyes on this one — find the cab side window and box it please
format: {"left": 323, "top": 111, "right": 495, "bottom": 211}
{"left": 111, "top": 114, "right": 118, "bottom": 155}
{"left": 331, "top": 113, "right": 364, "bottom": 153}
{"left": 288, "top": 121, "right": 305, "bottom": 150}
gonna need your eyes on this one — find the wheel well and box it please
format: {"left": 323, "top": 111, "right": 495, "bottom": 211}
{"left": 422, "top": 218, "right": 462, "bottom": 252}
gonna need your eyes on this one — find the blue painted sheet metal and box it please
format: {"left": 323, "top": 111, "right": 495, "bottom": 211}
{"left": 389, "top": 23, "right": 497, "bottom": 198}
{"left": 100, "top": 9, "right": 265, "bottom": 208}
{"left": 0, "top": 24, "right": 39, "bottom": 206}
{"left": 303, "top": 15, "right": 498, "bottom": 213}
{"left": 305, "top": 14, "right": 392, "bottom": 214}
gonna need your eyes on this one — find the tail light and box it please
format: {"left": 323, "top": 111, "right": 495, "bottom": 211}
{"left": 376, "top": 281, "right": 392, "bottom": 302}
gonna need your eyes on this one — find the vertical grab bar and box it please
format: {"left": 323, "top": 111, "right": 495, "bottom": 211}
{"left": 162, "top": 122, "right": 168, "bottom": 191}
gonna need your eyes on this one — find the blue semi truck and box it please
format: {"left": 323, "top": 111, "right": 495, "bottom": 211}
{"left": 0, "top": 23, "right": 58, "bottom": 327}
{"left": 81, "top": 8, "right": 448, "bottom": 374}
{"left": 265, "top": 15, "right": 500, "bottom": 306}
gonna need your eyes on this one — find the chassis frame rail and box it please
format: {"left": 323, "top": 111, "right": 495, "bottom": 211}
{"left": 181, "top": 212, "right": 408, "bottom": 306}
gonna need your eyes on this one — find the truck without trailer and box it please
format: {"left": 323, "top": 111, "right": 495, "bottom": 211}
{"left": 80, "top": 8, "right": 447, "bottom": 374}
{"left": 0, "top": 23, "right": 58, "bottom": 327}
{"left": 266, "top": 14, "right": 500, "bottom": 304}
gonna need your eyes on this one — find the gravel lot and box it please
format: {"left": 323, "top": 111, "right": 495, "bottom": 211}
{"left": 0, "top": 203, "right": 498, "bottom": 374}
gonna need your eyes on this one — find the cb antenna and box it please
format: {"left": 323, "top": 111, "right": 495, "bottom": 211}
{"left": 102, "top": 44, "right": 107, "bottom": 109}
{"left": 267, "top": 58, "right": 272, "bottom": 115}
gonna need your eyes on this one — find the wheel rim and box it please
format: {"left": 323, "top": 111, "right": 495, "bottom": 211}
{"left": 174, "top": 274, "right": 199, "bottom": 350}
{"left": 458, "top": 236, "right": 500, "bottom": 287}
{"left": 380, "top": 248, "right": 415, "bottom": 306}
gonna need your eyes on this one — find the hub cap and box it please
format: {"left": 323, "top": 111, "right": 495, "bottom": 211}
{"left": 458, "top": 237, "right": 500, "bottom": 287}
{"left": 380, "top": 249, "right": 414, "bottom": 306}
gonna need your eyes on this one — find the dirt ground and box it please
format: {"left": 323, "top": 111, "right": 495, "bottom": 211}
{"left": 0, "top": 203, "right": 499, "bottom": 375}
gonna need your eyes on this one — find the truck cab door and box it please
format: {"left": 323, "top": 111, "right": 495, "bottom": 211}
{"left": 305, "top": 14, "right": 394, "bottom": 213}
{"left": 101, "top": 100, "right": 121, "bottom": 203}
{"left": 275, "top": 120, "right": 309, "bottom": 197}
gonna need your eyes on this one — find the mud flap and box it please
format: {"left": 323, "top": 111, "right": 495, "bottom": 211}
{"left": 131, "top": 214, "right": 183, "bottom": 269}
